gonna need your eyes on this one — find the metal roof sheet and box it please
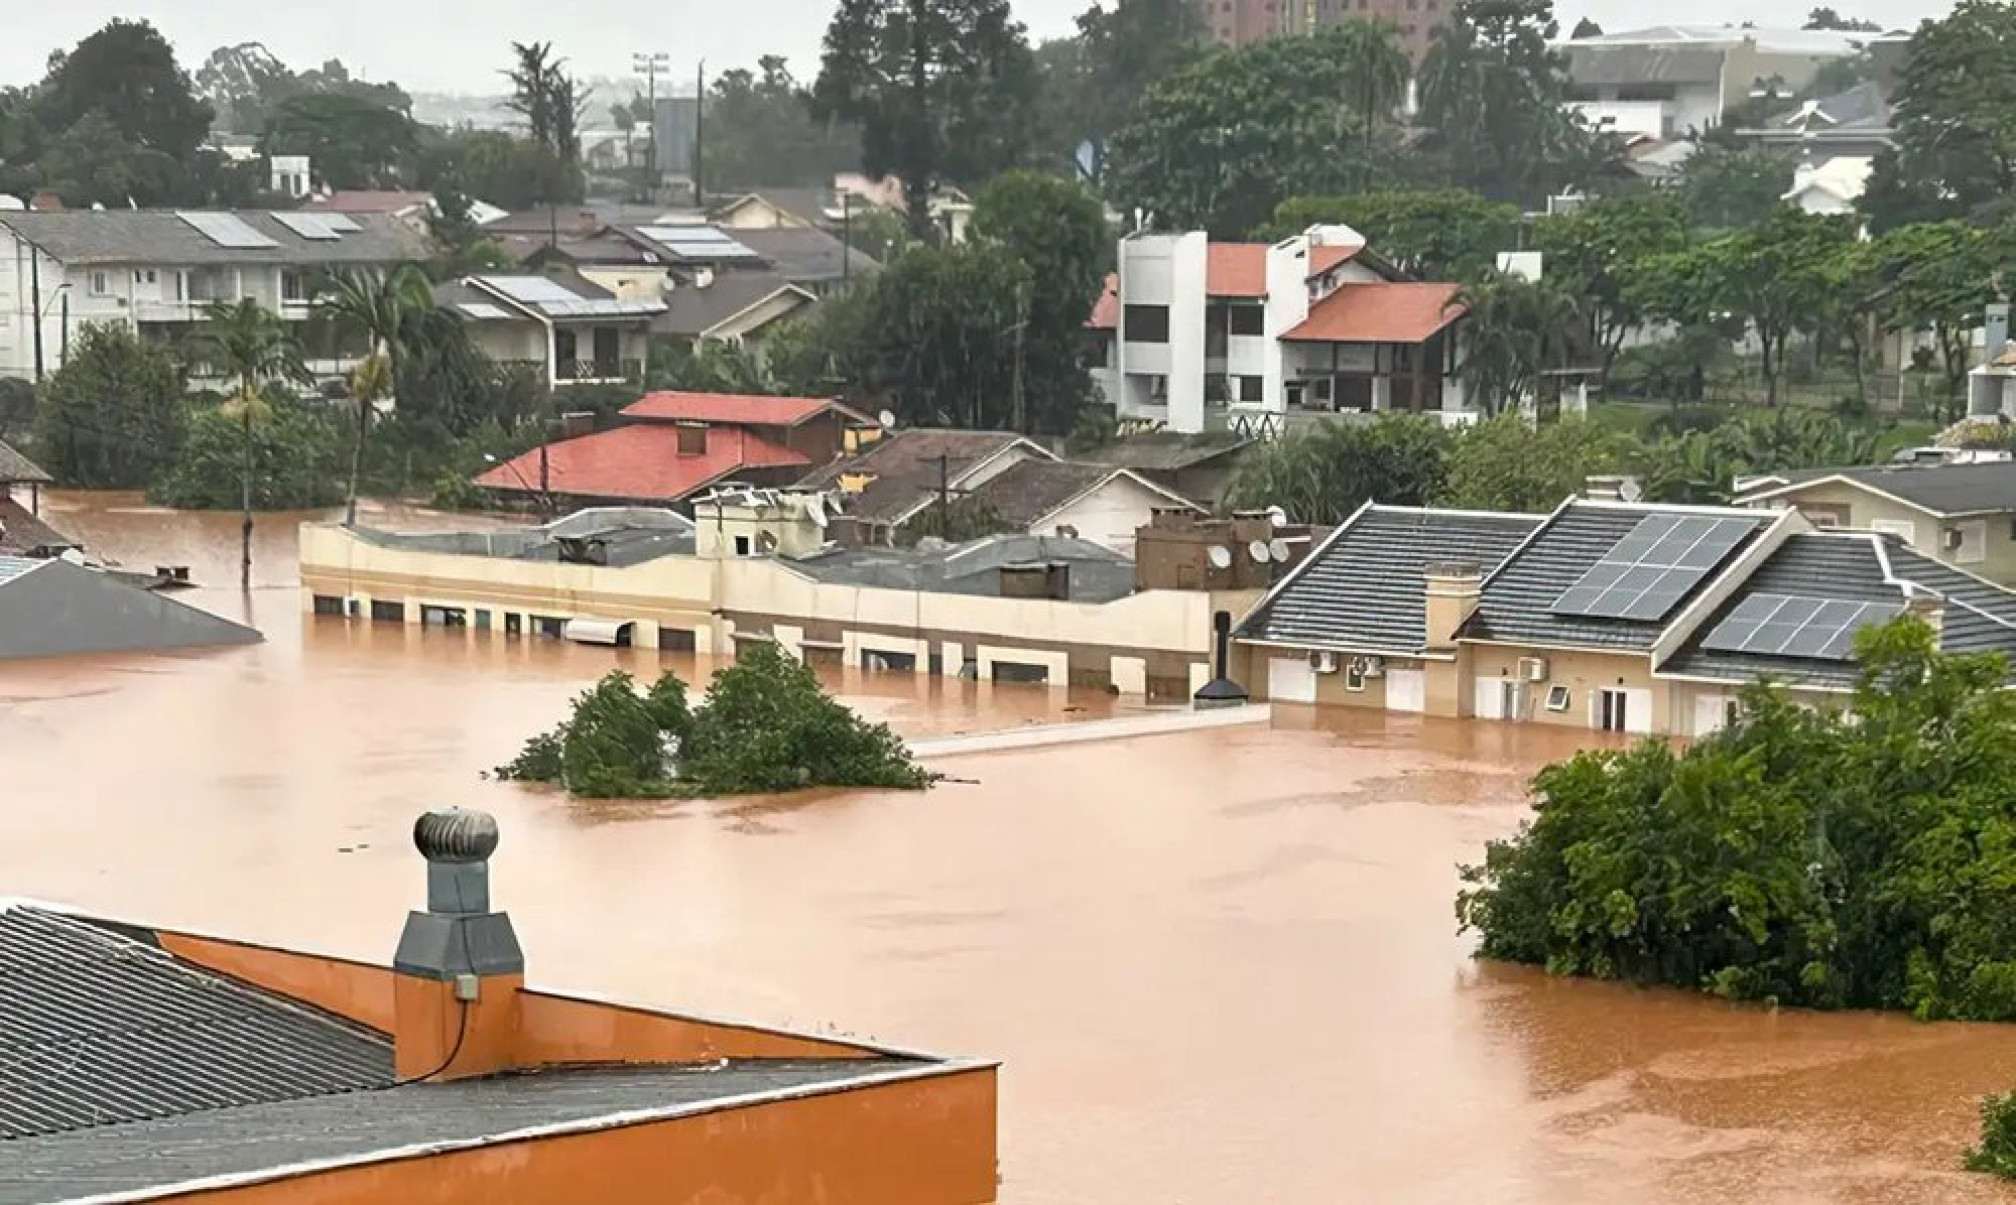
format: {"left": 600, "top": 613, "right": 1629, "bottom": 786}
{"left": 0, "top": 211, "right": 422, "bottom": 266}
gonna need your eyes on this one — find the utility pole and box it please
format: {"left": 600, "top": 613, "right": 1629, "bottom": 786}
{"left": 692, "top": 60, "right": 706, "bottom": 206}
{"left": 539, "top": 439, "right": 552, "bottom": 520}
{"left": 1010, "top": 281, "right": 1027, "bottom": 434}
{"left": 632, "top": 51, "right": 668, "bottom": 196}
{"left": 841, "top": 192, "right": 852, "bottom": 289}
{"left": 28, "top": 250, "right": 42, "bottom": 384}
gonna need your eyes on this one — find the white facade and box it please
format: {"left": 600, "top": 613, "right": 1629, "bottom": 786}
{"left": 269, "top": 156, "right": 312, "bottom": 199}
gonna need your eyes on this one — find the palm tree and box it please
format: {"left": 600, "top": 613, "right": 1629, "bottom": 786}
{"left": 199, "top": 299, "right": 309, "bottom": 589}
{"left": 1452, "top": 274, "right": 1585, "bottom": 417}
{"left": 1331, "top": 20, "right": 1411, "bottom": 178}
{"left": 315, "top": 265, "right": 433, "bottom": 524}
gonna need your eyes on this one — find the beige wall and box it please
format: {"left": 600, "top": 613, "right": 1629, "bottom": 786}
{"left": 579, "top": 266, "right": 669, "bottom": 301}
{"left": 1467, "top": 644, "right": 1660, "bottom": 732}
{"left": 1747, "top": 486, "right": 2016, "bottom": 585}
{"left": 466, "top": 320, "right": 547, "bottom": 364}
{"left": 1039, "top": 476, "right": 1185, "bottom": 554}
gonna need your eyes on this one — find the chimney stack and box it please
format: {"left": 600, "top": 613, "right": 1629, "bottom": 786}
{"left": 1193, "top": 609, "right": 1250, "bottom": 709}
{"left": 393, "top": 808, "right": 524, "bottom": 1082}
{"left": 1904, "top": 586, "right": 1945, "bottom": 646}
{"left": 1424, "top": 561, "right": 1483, "bottom": 652}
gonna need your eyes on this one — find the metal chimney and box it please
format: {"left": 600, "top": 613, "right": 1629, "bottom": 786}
{"left": 1193, "top": 609, "right": 1250, "bottom": 709}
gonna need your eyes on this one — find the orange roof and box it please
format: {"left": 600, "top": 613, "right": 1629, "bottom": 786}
{"left": 1280, "top": 282, "right": 1467, "bottom": 344}
{"left": 1087, "top": 274, "right": 1119, "bottom": 330}
{"left": 303, "top": 190, "right": 429, "bottom": 214}
{"left": 1206, "top": 243, "right": 1269, "bottom": 297}
{"left": 623, "top": 390, "right": 844, "bottom": 427}
{"left": 1308, "top": 243, "right": 1364, "bottom": 276}
{"left": 474, "top": 424, "right": 810, "bottom": 503}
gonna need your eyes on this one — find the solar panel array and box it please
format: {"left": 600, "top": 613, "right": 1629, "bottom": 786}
{"left": 1701, "top": 592, "right": 1905, "bottom": 661}
{"left": 1551, "top": 514, "right": 1754, "bottom": 622}
{"left": 175, "top": 211, "right": 279, "bottom": 249}
{"left": 471, "top": 276, "right": 662, "bottom": 319}
{"left": 317, "top": 212, "right": 362, "bottom": 232}
{"left": 270, "top": 212, "right": 344, "bottom": 240}
{"left": 457, "top": 302, "right": 514, "bottom": 321}
{"left": 636, "top": 224, "right": 761, "bottom": 260}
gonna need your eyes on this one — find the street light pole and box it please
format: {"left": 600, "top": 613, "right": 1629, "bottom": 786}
{"left": 632, "top": 50, "right": 668, "bottom": 195}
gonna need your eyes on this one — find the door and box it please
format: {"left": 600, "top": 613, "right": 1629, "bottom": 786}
{"left": 1385, "top": 667, "right": 1425, "bottom": 713}
{"left": 1693, "top": 693, "right": 1735, "bottom": 737}
{"left": 592, "top": 327, "right": 621, "bottom": 376}
{"left": 1596, "top": 688, "right": 1650, "bottom": 733}
{"left": 554, "top": 328, "right": 579, "bottom": 377}
{"left": 1269, "top": 656, "right": 1318, "bottom": 704}
{"left": 1474, "top": 677, "right": 1505, "bottom": 720}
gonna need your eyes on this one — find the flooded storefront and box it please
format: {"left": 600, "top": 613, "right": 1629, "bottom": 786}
{"left": 6, "top": 492, "right": 2016, "bottom": 1203}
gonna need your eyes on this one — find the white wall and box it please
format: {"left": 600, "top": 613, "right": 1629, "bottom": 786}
{"left": 1036, "top": 474, "right": 1182, "bottom": 554}
{"left": 1116, "top": 232, "right": 1207, "bottom": 432}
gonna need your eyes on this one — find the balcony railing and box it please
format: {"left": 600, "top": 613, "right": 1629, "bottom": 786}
{"left": 556, "top": 359, "right": 643, "bottom": 384}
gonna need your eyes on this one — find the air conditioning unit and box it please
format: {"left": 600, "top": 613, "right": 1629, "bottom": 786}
{"left": 1310, "top": 650, "right": 1339, "bottom": 674}
{"left": 1518, "top": 656, "right": 1550, "bottom": 682}
{"left": 1356, "top": 655, "right": 1385, "bottom": 679}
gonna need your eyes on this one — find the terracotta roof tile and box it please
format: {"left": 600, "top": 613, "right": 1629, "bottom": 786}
{"left": 1086, "top": 273, "right": 1119, "bottom": 330}
{"left": 1205, "top": 243, "right": 1268, "bottom": 297}
{"left": 1281, "top": 282, "right": 1467, "bottom": 344}
{"left": 623, "top": 390, "right": 839, "bottom": 426}
{"left": 475, "top": 424, "right": 810, "bottom": 503}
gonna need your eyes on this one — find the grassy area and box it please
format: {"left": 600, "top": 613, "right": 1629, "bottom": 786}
{"left": 1587, "top": 400, "right": 1939, "bottom": 459}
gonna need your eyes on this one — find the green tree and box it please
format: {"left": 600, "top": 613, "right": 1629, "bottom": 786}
{"left": 813, "top": 0, "right": 1039, "bottom": 239}
{"left": 32, "top": 111, "right": 185, "bottom": 208}
{"left": 503, "top": 41, "right": 588, "bottom": 207}
{"left": 1870, "top": 221, "right": 1999, "bottom": 417}
{"left": 33, "top": 20, "right": 212, "bottom": 174}
{"left": 198, "top": 299, "right": 310, "bottom": 587}
{"left": 1451, "top": 272, "right": 1585, "bottom": 416}
{"left": 1045, "top": 0, "right": 1207, "bottom": 183}
{"left": 1862, "top": 0, "right": 2016, "bottom": 232}
{"left": 149, "top": 399, "right": 344, "bottom": 512}
{"left": 1532, "top": 194, "right": 1688, "bottom": 382}
{"left": 260, "top": 92, "right": 416, "bottom": 189}
{"left": 701, "top": 56, "right": 859, "bottom": 190}
{"left": 316, "top": 264, "right": 433, "bottom": 523}
{"left": 1418, "top": 0, "right": 1610, "bottom": 205}
{"left": 1106, "top": 24, "right": 1412, "bottom": 236}
{"left": 425, "top": 183, "right": 511, "bottom": 275}
{"left": 32, "top": 324, "right": 187, "bottom": 487}
{"left": 1968, "top": 1092, "right": 2016, "bottom": 1180}
{"left": 1459, "top": 616, "right": 2016, "bottom": 1021}
{"left": 1263, "top": 189, "right": 1522, "bottom": 278}
{"left": 1804, "top": 6, "right": 1881, "bottom": 30}
{"left": 1569, "top": 16, "right": 1602, "bottom": 37}
{"left": 1635, "top": 408, "right": 1877, "bottom": 503}
{"left": 1438, "top": 414, "right": 1621, "bottom": 511}
{"left": 1675, "top": 143, "right": 1790, "bottom": 230}
{"left": 1220, "top": 415, "right": 1454, "bottom": 521}
{"left": 970, "top": 171, "right": 1109, "bottom": 434}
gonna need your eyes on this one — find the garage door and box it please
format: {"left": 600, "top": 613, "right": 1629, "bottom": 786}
{"left": 1268, "top": 656, "right": 1318, "bottom": 703}
{"left": 1385, "top": 667, "right": 1425, "bottom": 713}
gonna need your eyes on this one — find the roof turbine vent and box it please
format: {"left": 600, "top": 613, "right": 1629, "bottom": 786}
{"left": 413, "top": 806, "right": 499, "bottom": 864}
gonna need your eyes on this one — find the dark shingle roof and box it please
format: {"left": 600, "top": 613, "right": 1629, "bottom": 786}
{"left": 796, "top": 429, "right": 1048, "bottom": 523}
{"left": 966, "top": 461, "right": 1127, "bottom": 528}
{"left": 0, "top": 498, "right": 79, "bottom": 556}
{"left": 1077, "top": 431, "right": 1254, "bottom": 472}
{"left": 655, "top": 272, "right": 811, "bottom": 337}
{"left": 1744, "top": 462, "right": 2016, "bottom": 516}
{"left": 1460, "top": 503, "right": 1771, "bottom": 651}
{"left": 2, "top": 1057, "right": 921, "bottom": 1204}
{"left": 788, "top": 534, "right": 1135, "bottom": 601}
{"left": 1237, "top": 505, "right": 1544, "bottom": 653}
{"left": 0, "top": 440, "right": 51, "bottom": 485}
{"left": 0, "top": 903, "right": 392, "bottom": 1141}
{"left": 0, "top": 211, "right": 424, "bottom": 266}
{"left": 729, "top": 227, "right": 879, "bottom": 284}
{"left": 1660, "top": 532, "right": 2016, "bottom": 688}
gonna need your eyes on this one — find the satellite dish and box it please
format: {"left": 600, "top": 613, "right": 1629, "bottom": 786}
{"left": 1266, "top": 505, "right": 1288, "bottom": 528}
{"left": 1249, "top": 540, "right": 1273, "bottom": 564}
{"left": 1269, "top": 537, "right": 1291, "bottom": 561}
{"left": 1207, "top": 545, "right": 1232, "bottom": 570}
{"left": 877, "top": 409, "right": 898, "bottom": 429}
{"left": 756, "top": 530, "right": 779, "bottom": 553}
{"left": 807, "top": 494, "right": 828, "bottom": 528}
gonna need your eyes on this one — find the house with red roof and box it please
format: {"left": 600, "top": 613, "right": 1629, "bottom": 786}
{"left": 1086, "top": 224, "right": 1472, "bottom": 437}
{"left": 473, "top": 391, "right": 877, "bottom": 511}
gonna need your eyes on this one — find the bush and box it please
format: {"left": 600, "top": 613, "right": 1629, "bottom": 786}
{"left": 148, "top": 399, "right": 345, "bottom": 510}
{"left": 1223, "top": 415, "right": 1453, "bottom": 522}
{"left": 1967, "top": 1092, "right": 2016, "bottom": 1179}
{"left": 496, "top": 646, "right": 931, "bottom": 798}
{"left": 34, "top": 323, "right": 188, "bottom": 487}
{"left": 1459, "top": 617, "right": 2016, "bottom": 1020}
{"left": 1437, "top": 414, "right": 1625, "bottom": 512}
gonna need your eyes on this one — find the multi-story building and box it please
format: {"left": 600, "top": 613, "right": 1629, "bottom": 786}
{"left": 1087, "top": 224, "right": 1472, "bottom": 437}
{"left": 1279, "top": 0, "right": 1449, "bottom": 60}
{"left": 0, "top": 209, "right": 424, "bottom": 386}
{"left": 1562, "top": 25, "right": 1880, "bottom": 140}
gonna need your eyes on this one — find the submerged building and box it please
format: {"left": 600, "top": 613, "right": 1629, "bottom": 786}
{"left": 0, "top": 808, "right": 996, "bottom": 1203}
{"left": 0, "top": 555, "right": 258, "bottom": 660}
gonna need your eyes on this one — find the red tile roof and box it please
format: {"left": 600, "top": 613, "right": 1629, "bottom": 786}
{"left": 623, "top": 391, "right": 844, "bottom": 427}
{"left": 474, "top": 424, "right": 810, "bottom": 503}
{"left": 1308, "top": 243, "right": 1365, "bottom": 277}
{"left": 1086, "top": 274, "right": 1119, "bottom": 330}
{"left": 1206, "top": 243, "right": 1268, "bottom": 297}
{"left": 1280, "top": 282, "right": 1467, "bottom": 344}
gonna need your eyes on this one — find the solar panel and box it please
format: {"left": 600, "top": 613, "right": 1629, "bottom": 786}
{"left": 176, "top": 211, "right": 280, "bottom": 249}
{"left": 318, "top": 212, "right": 363, "bottom": 232}
{"left": 637, "top": 225, "right": 761, "bottom": 260}
{"left": 1551, "top": 514, "right": 1754, "bottom": 622}
{"left": 271, "top": 212, "right": 342, "bottom": 240}
{"left": 479, "top": 275, "right": 584, "bottom": 304}
{"left": 1700, "top": 592, "right": 1905, "bottom": 661}
{"left": 456, "top": 302, "right": 514, "bottom": 321}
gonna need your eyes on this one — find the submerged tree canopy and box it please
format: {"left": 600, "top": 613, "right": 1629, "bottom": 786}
{"left": 1458, "top": 618, "right": 2016, "bottom": 1021}
{"left": 496, "top": 645, "right": 936, "bottom": 798}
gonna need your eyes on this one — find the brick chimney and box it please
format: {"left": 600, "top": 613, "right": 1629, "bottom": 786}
{"left": 1424, "top": 561, "right": 1483, "bottom": 652}
{"left": 392, "top": 807, "right": 524, "bottom": 1082}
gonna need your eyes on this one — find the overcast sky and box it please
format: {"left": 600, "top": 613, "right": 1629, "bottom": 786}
{"left": 1, "top": 0, "right": 1962, "bottom": 96}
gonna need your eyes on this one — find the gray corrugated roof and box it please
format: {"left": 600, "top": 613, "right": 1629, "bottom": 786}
{"left": 0, "top": 903, "right": 393, "bottom": 1142}
{"left": 346, "top": 508, "right": 696, "bottom": 567}
{"left": 0, "top": 440, "right": 52, "bottom": 485}
{"left": 796, "top": 429, "right": 1041, "bottom": 523}
{"left": 1077, "top": 431, "right": 1255, "bottom": 472}
{"left": 966, "top": 460, "right": 1121, "bottom": 528}
{"left": 787, "top": 533, "right": 1135, "bottom": 601}
{"left": 1565, "top": 44, "right": 1728, "bottom": 85}
{"left": 0, "top": 556, "right": 261, "bottom": 659}
{"left": 1660, "top": 532, "right": 2016, "bottom": 687}
{"left": 2, "top": 1056, "right": 920, "bottom": 1203}
{"left": 0, "top": 211, "right": 424, "bottom": 267}
{"left": 1237, "top": 506, "right": 1544, "bottom": 653}
{"left": 1459, "top": 503, "right": 1771, "bottom": 651}
{"left": 1747, "top": 462, "right": 2016, "bottom": 516}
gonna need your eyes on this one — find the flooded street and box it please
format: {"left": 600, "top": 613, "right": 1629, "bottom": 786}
{"left": 8, "top": 491, "right": 2016, "bottom": 1203}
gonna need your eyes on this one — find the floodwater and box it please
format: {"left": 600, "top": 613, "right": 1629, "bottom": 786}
{"left": 7, "top": 490, "right": 2016, "bottom": 1203}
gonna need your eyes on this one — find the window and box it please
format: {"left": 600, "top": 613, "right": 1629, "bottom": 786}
{"left": 1951, "top": 519, "right": 1988, "bottom": 564}
{"left": 733, "top": 535, "right": 752, "bottom": 557}
{"left": 676, "top": 423, "right": 707, "bottom": 454}
{"left": 1237, "top": 375, "right": 1263, "bottom": 402}
{"left": 1545, "top": 684, "right": 1571, "bottom": 712}
{"left": 132, "top": 269, "right": 157, "bottom": 285}
{"left": 1228, "top": 305, "right": 1264, "bottom": 336}
{"left": 661, "top": 627, "right": 697, "bottom": 652}
{"left": 1343, "top": 659, "right": 1367, "bottom": 691}
{"left": 369, "top": 600, "right": 405, "bottom": 623}
{"left": 1597, "top": 688, "right": 1629, "bottom": 732}
{"left": 1312, "top": 378, "right": 1333, "bottom": 403}
{"left": 1123, "top": 304, "right": 1170, "bottom": 344}
{"left": 474, "top": 609, "right": 492, "bottom": 630}
{"left": 89, "top": 271, "right": 111, "bottom": 296}
{"left": 281, "top": 270, "right": 307, "bottom": 302}
{"left": 312, "top": 595, "right": 345, "bottom": 616}
{"left": 534, "top": 616, "right": 565, "bottom": 639}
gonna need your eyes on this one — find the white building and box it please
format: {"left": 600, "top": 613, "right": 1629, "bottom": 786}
{"left": 0, "top": 209, "right": 424, "bottom": 386}
{"left": 1089, "top": 225, "right": 1471, "bottom": 437}
{"left": 1562, "top": 25, "right": 1880, "bottom": 140}
{"left": 433, "top": 273, "right": 662, "bottom": 389}
{"left": 1783, "top": 155, "right": 1874, "bottom": 215}
{"left": 268, "top": 156, "right": 312, "bottom": 199}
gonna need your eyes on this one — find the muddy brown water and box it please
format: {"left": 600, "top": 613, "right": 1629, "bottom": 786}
{"left": 6, "top": 490, "right": 2016, "bottom": 1203}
